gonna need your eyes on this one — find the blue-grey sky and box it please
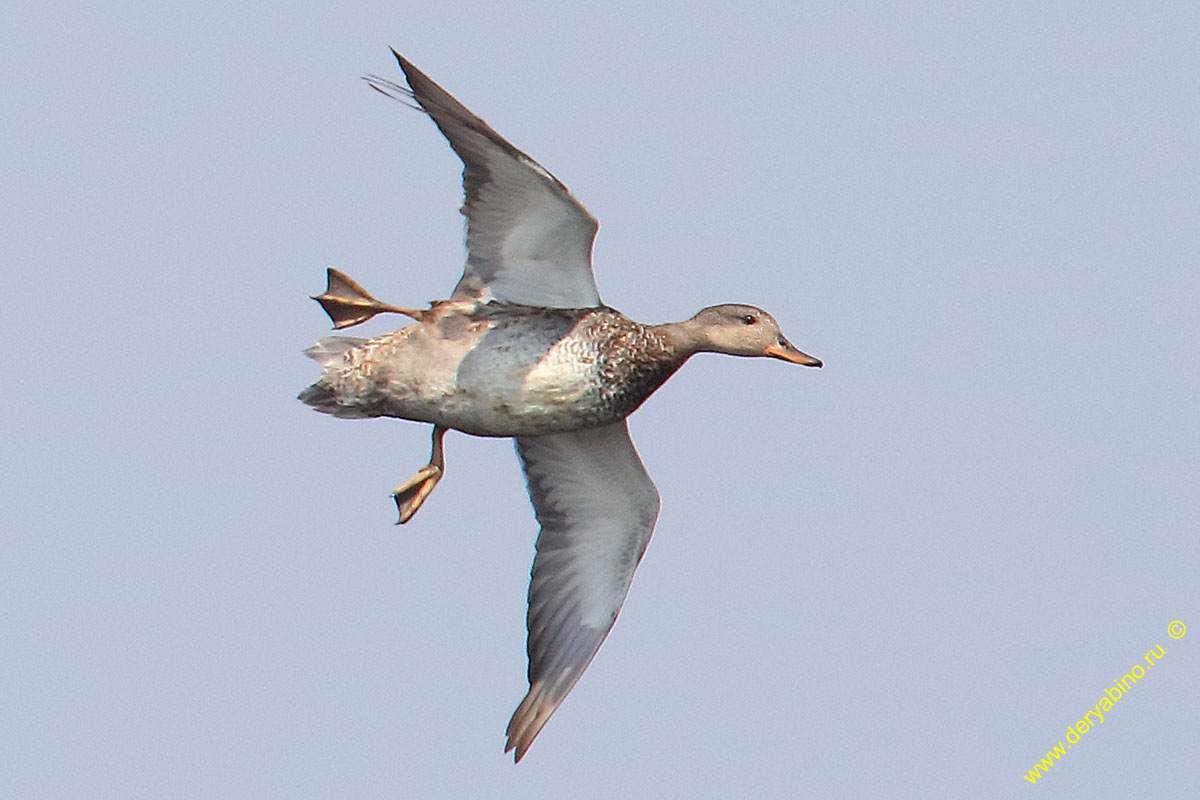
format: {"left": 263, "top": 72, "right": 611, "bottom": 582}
{"left": 3, "top": 2, "right": 1197, "bottom": 797}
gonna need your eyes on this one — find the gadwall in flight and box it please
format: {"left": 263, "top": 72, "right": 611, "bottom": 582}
{"left": 300, "top": 50, "right": 821, "bottom": 762}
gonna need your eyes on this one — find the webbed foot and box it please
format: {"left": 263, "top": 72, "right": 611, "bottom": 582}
{"left": 313, "top": 268, "right": 424, "bottom": 329}
{"left": 392, "top": 464, "right": 443, "bottom": 524}
{"left": 391, "top": 425, "right": 447, "bottom": 524}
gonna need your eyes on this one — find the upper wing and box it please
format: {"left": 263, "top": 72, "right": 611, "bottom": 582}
{"left": 365, "top": 50, "right": 602, "bottom": 309}
{"left": 507, "top": 421, "right": 660, "bottom": 761}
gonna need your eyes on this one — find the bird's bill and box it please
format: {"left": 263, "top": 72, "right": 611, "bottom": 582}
{"left": 764, "top": 340, "right": 823, "bottom": 367}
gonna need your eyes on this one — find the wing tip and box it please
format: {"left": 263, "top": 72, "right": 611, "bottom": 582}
{"left": 389, "top": 47, "right": 417, "bottom": 79}
{"left": 504, "top": 680, "right": 562, "bottom": 763}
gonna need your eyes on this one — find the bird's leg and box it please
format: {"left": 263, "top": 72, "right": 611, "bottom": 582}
{"left": 312, "top": 268, "right": 426, "bottom": 329}
{"left": 392, "top": 425, "right": 447, "bottom": 524}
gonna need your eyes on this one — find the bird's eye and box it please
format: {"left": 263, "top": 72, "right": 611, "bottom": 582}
{"left": 741, "top": 314, "right": 757, "bottom": 325}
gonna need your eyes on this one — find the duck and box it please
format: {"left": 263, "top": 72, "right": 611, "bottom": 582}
{"left": 299, "top": 50, "right": 822, "bottom": 762}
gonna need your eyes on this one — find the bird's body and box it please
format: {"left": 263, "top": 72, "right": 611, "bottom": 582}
{"left": 300, "top": 50, "right": 821, "bottom": 762}
{"left": 301, "top": 300, "right": 682, "bottom": 436}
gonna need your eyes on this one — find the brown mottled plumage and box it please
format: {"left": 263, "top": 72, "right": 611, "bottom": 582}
{"left": 300, "top": 51, "right": 821, "bottom": 762}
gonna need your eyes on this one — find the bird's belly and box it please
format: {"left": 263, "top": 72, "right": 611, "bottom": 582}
{"left": 384, "top": 355, "right": 620, "bottom": 436}
{"left": 363, "top": 318, "right": 626, "bottom": 436}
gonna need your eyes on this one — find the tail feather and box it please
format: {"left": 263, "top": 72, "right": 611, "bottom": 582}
{"left": 302, "top": 336, "right": 366, "bottom": 367}
{"left": 299, "top": 336, "right": 368, "bottom": 416}
{"left": 297, "top": 381, "right": 336, "bottom": 411}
